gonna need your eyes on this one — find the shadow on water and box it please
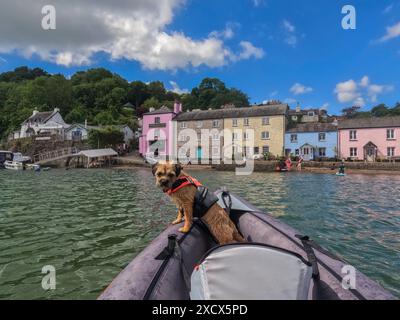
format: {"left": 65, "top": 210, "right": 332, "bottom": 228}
{"left": 0, "top": 169, "right": 399, "bottom": 299}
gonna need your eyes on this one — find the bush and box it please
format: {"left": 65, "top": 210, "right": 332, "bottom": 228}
{"left": 88, "top": 126, "right": 124, "bottom": 149}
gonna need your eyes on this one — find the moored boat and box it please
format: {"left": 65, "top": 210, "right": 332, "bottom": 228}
{"left": 98, "top": 190, "right": 396, "bottom": 300}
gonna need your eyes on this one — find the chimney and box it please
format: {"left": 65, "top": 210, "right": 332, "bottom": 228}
{"left": 149, "top": 107, "right": 155, "bottom": 112}
{"left": 32, "top": 108, "right": 39, "bottom": 116}
{"left": 295, "top": 103, "right": 301, "bottom": 113}
{"left": 174, "top": 101, "right": 182, "bottom": 114}
{"left": 54, "top": 107, "right": 60, "bottom": 113}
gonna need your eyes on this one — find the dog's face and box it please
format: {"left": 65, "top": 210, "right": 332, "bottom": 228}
{"left": 152, "top": 161, "right": 182, "bottom": 192}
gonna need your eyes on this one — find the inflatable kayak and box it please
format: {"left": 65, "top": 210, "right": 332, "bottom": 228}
{"left": 98, "top": 189, "right": 396, "bottom": 300}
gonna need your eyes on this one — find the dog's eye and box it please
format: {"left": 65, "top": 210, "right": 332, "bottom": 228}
{"left": 156, "top": 172, "right": 162, "bottom": 177}
{"left": 168, "top": 172, "right": 175, "bottom": 177}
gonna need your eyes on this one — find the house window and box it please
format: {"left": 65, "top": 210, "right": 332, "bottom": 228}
{"left": 232, "top": 133, "right": 239, "bottom": 141}
{"left": 232, "top": 119, "right": 238, "bottom": 127}
{"left": 303, "top": 148, "right": 309, "bottom": 155}
{"left": 262, "top": 117, "right": 270, "bottom": 125}
{"left": 350, "top": 147, "right": 357, "bottom": 157}
{"left": 244, "top": 147, "right": 251, "bottom": 156}
{"left": 181, "top": 122, "right": 187, "bottom": 129}
{"left": 387, "top": 129, "right": 395, "bottom": 140}
{"left": 212, "top": 132, "right": 220, "bottom": 140}
{"left": 154, "top": 129, "right": 160, "bottom": 138}
{"left": 254, "top": 147, "right": 260, "bottom": 154}
{"left": 350, "top": 130, "right": 357, "bottom": 141}
{"left": 212, "top": 120, "right": 220, "bottom": 128}
{"left": 244, "top": 118, "right": 249, "bottom": 126}
{"left": 244, "top": 132, "right": 249, "bottom": 141}
{"left": 261, "top": 131, "right": 270, "bottom": 140}
{"left": 295, "top": 149, "right": 299, "bottom": 155}
{"left": 308, "top": 111, "right": 315, "bottom": 117}
{"left": 290, "top": 134, "right": 298, "bottom": 143}
{"left": 318, "top": 133, "right": 326, "bottom": 141}
{"left": 262, "top": 146, "right": 269, "bottom": 154}
{"left": 196, "top": 121, "right": 203, "bottom": 128}
{"left": 319, "top": 148, "right": 326, "bottom": 157}
{"left": 387, "top": 147, "right": 395, "bottom": 157}
{"left": 155, "top": 117, "right": 160, "bottom": 124}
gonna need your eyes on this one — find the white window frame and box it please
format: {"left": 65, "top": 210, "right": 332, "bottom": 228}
{"left": 244, "top": 132, "right": 249, "bottom": 141}
{"left": 155, "top": 117, "right": 160, "bottom": 124}
{"left": 318, "top": 133, "right": 326, "bottom": 142}
{"left": 350, "top": 130, "right": 357, "bottom": 141}
{"left": 212, "top": 120, "right": 220, "bottom": 128}
{"left": 387, "top": 129, "right": 395, "bottom": 140}
{"left": 232, "top": 119, "right": 238, "bottom": 127}
{"left": 262, "top": 117, "right": 270, "bottom": 125}
{"left": 196, "top": 121, "right": 203, "bottom": 128}
{"left": 350, "top": 147, "right": 357, "bottom": 157}
{"left": 387, "top": 147, "right": 395, "bottom": 157}
{"left": 290, "top": 134, "right": 298, "bottom": 143}
{"left": 261, "top": 131, "right": 270, "bottom": 140}
{"left": 262, "top": 145, "right": 270, "bottom": 154}
{"left": 319, "top": 147, "right": 326, "bottom": 157}
{"left": 243, "top": 118, "right": 249, "bottom": 126}
{"left": 181, "top": 122, "right": 187, "bottom": 129}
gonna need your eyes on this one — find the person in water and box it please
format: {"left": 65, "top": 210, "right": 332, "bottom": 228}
{"left": 285, "top": 157, "right": 292, "bottom": 171}
{"left": 338, "top": 160, "right": 345, "bottom": 174}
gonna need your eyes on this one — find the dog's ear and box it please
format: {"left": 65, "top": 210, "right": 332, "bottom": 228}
{"left": 174, "top": 163, "right": 182, "bottom": 176}
{"left": 151, "top": 162, "right": 159, "bottom": 176}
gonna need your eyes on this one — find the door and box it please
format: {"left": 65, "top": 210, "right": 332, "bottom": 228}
{"left": 196, "top": 147, "right": 202, "bottom": 162}
{"left": 302, "top": 147, "right": 311, "bottom": 161}
{"left": 366, "top": 147, "right": 375, "bottom": 162}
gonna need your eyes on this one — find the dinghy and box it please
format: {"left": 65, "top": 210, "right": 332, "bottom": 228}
{"left": 99, "top": 189, "right": 396, "bottom": 300}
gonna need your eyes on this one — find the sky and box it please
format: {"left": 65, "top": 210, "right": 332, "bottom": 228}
{"left": 0, "top": 0, "right": 399, "bottom": 114}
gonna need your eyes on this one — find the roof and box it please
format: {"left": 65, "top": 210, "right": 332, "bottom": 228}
{"left": 174, "top": 104, "right": 288, "bottom": 121}
{"left": 144, "top": 106, "right": 173, "bottom": 115}
{"left": 78, "top": 148, "right": 118, "bottom": 158}
{"left": 287, "top": 108, "right": 325, "bottom": 116}
{"left": 65, "top": 123, "right": 100, "bottom": 131}
{"left": 22, "top": 111, "right": 54, "bottom": 124}
{"left": 123, "top": 102, "right": 135, "bottom": 108}
{"left": 338, "top": 116, "right": 400, "bottom": 129}
{"left": 286, "top": 122, "right": 338, "bottom": 133}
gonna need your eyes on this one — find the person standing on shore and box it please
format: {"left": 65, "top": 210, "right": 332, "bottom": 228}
{"left": 338, "top": 160, "right": 345, "bottom": 174}
{"left": 297, "top": 156, "right": 303, "bottom": 171}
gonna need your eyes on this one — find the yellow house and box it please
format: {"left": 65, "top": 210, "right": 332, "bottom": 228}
{"left": 223, "top": 104, "right": 287, "bottom": 158}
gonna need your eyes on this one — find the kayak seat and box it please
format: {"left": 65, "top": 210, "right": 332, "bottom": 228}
{"left": 190, "top": 243, "right": 313, "bottom": 300}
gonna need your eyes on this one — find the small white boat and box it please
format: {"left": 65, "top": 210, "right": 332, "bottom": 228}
{"left": 4, "top": 160, "right": 23, "bottom": 170}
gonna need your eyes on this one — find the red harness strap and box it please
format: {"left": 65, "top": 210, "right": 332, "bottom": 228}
{"left": 166, "top": 176, "right": 202, "bottom": 195}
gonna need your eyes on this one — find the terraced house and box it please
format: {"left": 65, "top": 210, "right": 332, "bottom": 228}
{"left": 173, "top": 104, "right": 288, "bottom": 162}
{"left": 224, "top": 104, "right": 288, "bottom": 158}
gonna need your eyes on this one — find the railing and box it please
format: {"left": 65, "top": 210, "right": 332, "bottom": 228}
{"left": 33, "top": 147, "right": 78, "bottom": 163}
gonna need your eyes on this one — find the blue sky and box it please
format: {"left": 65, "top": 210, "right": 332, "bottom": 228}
{"left": 0, "top": 0, "right": 399, "bottom": 114}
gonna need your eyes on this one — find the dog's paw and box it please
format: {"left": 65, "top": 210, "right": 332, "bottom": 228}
{"left": 171, "top": 219, "right": 182, "bottom": 225}
{"left": 178, "top": 227, "right": 190, "bottom": 233}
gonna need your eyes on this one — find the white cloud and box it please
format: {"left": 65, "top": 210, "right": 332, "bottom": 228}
{"left": 252, "top": 0, "right": 266, "bottom": 7}
{"left": 283, "top": 20, "right": 296, "bottom": 33}
{"left": 232, "top": 41, "right": 265, "bottom": 61}
{"left": 334, "top": 76, "right": 394, "bottom": 106}
{"left": 282, "top": 19, "right": 298, "bottom": 47}
{"left": 169, "top": 81, "right": 189, "bottom": 94}
{"left": 0, "top": 56, "right": 7, "bottom": 63}
{"left": 270, "top": 90, "right": 278, "bottom": 97}
{"left": 383, "top": 4, "right": 394, "bottom": 14}
{"left": 209, "top": 22, "right": 240, "bottom": 40}
{"left": 284, "top": 98, "right": 297, "bottom": 104}
{"left": 319, "top": 103, "right": 329, "bottom": 111}
{"left": 0, "top": 0, "right": 262, "bottom": 70}
{"left": 290, "top": 83, "right": 313, "bottom": 95}
{"left": 378, "top": 21, "right": 400, "bottom": 42}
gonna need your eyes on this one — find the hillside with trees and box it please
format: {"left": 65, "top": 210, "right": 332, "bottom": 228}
{"left": 0, "top": 67, "right": 250, "bottom": 140}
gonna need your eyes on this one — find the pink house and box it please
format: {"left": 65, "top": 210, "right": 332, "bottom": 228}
{"left": 338, "top": 117, "right": 400, "bottom": 161}
{"left": 139, "top": 102, "right": 182, "bottom": 159}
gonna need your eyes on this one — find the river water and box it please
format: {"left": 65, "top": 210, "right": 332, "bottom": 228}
{"left": 0, "top": 168, "right": 399, "bottom": 299}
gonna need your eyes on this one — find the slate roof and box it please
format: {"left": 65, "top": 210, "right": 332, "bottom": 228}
{"left": 144, "top": 106, "right": 173, "bottom": 115}
{"left": 338, "top": 116, "right": 400, "bottom": 129}
{"left": 174, "top": 104, "right": 288, "bottom": 121}
{"left": 286, "top": 122, "right": 338, "bottom": 133}
{"left": 23, "top": 111, "right": 54, "bottom": 124}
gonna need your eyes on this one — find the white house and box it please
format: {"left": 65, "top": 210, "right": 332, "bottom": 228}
{"left": 64, "top": 123, "right": 134, "bottom": 144}
{"left": 20, "top": 108, "right": 68, "bottom": 138}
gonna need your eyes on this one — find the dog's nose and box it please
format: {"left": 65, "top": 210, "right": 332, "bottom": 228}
{"left": 160, "top": 179, "right": 168, "bottom": 186}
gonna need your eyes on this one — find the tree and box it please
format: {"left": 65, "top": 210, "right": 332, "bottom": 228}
{"left": 341, "top": 106, "right": 362, "bottom": 118}
{"left": 88, "top": 127, "right": 124, "bottom": 149}
{"left": 371, "top": 104, "right": 390, "bottom": 117}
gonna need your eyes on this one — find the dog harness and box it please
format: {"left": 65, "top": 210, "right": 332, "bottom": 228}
{"left": 165, "top": 175, "right": 219, "bottom": 218}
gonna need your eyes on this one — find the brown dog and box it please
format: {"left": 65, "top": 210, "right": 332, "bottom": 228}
{"left": 152, "top": 161, "right": 245, "bottom": 245}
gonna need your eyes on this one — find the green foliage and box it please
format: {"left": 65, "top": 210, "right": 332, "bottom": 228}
{"left": 342, "top": 103, "right": 400, "bottom": 119}
{"left": 0, "top": 66, "right": 250, "bottom": 140}
{"left": 88, "top": 127, "right": 124, "bottom": 149}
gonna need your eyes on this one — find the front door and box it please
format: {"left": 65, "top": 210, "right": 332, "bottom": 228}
{"left": 196, "top": 147, "right": 202, "bottom": 162}
{"left": 365, "top": 147, "right": 376, "bottom": 162}
{"left": 302, "top": 147, "right": 313, "bottom": 161}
